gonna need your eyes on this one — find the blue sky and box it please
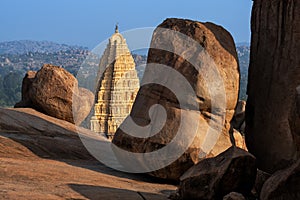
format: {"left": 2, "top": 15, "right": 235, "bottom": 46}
{"left": 0, "top": 0, "right": 253, "bottom": 49}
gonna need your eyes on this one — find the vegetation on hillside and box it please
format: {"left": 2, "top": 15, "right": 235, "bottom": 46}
{"left": 0, "top": 40, "right": 249, "bottom": 107}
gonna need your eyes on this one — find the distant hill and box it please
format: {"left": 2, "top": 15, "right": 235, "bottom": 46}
{"left": 0, "top": 40, "right": 249, "bottom": 107}
{"left": 131, "top": 48, "right": 149, "bottom": 56}
{"left": 236, "top": 42, "right": 250, "bottom": 47}
{"left": 236, "top": 45, "right": 250, "bottom": 100}
{"left": 0, "top": 40, "right": 87, "bottom": 55}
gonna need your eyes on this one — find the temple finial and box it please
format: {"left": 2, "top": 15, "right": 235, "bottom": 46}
{"left": 115, "top": 23, "right": 119, "bottom": 33}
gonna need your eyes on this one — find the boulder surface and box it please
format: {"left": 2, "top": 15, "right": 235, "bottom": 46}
{"left": 112, "top": 18, "right": 241, "bottom": 181}
{"left": 260, "top": 159, "right": 300, "bottom": 200}
{"left": 245, "top": 0, "right": 300, "bottom": 173}
{"left": 112, "top": 18, "right": 239, "bottom": 180}
{"left": 15, "top": 64, "right": 94, "bottom": 125}
{"left": 232, "top": 100, "right": 246, "bottom": 133}
{"left": 179, "top": 147, "right": 256, "bottom": 200}
{"left": 0, "top": 108, "right": 176, "bottom": 199}
{"left": 223, "top": 192, "right": 246, "bottom": 200}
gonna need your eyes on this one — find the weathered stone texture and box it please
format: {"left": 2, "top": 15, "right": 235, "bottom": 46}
{"left": 113, "top": 18, "right": 241, "bottom": 181}
{"left": 246, "top": 0, "right": 300, "bottom": 173}
{"left": 179, "top": 147, "right": 256, "bottom": 200}
{"left": 260, "top": 159, "right": 300, "bottom": 200}
{"left": 15, "top": 64, "right": 94, "bottom": 125}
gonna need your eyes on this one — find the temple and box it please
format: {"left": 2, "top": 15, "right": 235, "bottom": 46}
{"left": 90, "top": 25, "right": 140, "bottom": 139}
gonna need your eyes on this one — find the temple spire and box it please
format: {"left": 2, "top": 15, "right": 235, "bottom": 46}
{"left": 90, "top": 26, "right": 140, "bottom": 139}
{"left": 115, "top": 23, "right": 119, "bottom": 33}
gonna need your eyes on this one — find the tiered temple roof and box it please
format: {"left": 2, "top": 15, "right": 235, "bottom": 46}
{"left": 90, "top": 25, "right": 140, "bottom": 139}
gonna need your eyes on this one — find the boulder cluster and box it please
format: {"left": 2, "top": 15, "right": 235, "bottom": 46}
{"left": 112, "top": 0, "right": 300, "bottom": 197}
{"left": 11, "top": 0, "right": 299, "bottom": 199}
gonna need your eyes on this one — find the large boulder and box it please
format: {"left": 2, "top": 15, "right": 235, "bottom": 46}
{"left": 15, "top": 64, "right": 94, "bottom": 125}
{"left": 245, "top": 0, "right": 300, "bottom": 173}
{"left": 112, "top": 18, "right": 241, "bottom": 181}
{"left": 260, "top": 159, "right": 300, "bottom": 200}
{"left": 178, "top": 147, "right": 256, "bottom": 200}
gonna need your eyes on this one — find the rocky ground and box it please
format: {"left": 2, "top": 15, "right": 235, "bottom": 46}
{"left": 2, "top": 1, "right": 300, "bottom": 198}
{"left": 0, "top": 108, "right": 176, "bottom": 200}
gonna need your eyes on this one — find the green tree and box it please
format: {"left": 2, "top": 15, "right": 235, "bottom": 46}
{"left": 0, "top": 72, "right": 23, "bottom": 107}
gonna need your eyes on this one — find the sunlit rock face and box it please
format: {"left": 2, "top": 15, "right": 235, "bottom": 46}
{"left": 112, "top": 18, "right": 241, "bottom": 181}
{"left": 15, "top": 64, "right": 94, "bottom": 125}
{"left": 90, "top": 26, "right": 140, "bottom": 139}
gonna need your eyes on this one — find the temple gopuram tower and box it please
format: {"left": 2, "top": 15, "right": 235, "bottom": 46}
{"left": 90, "top": 25, "right": 140, "bottom": 139}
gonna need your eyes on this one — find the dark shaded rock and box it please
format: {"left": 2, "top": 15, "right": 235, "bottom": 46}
{"left": 289, "top": 86, "right": 300, "bottom": 157}
{"left": 223, "top": 192, "right": 245, "bottom": 200}
{"left": 15, "top": 64, "right": 94, "bottom": 125}
{"left": 253, "top": 169, "right": 271, "bottom": 198}
{"left": 245, "top": 0, "right": 300, "bottom": 173}
{"left": 14, "top": 71, "right": 36, "bottom": 108}
{"left": 232, "top": 100, "right": 246, "bottom": 133}
{"left": 260, "top": 159, "right": 300, "bottom": 200}
{"left": 112, "top": 18, "right": 241, "bottom": 181}
{"left": 179, "top": 147, "right": 256, "bottom": 200}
